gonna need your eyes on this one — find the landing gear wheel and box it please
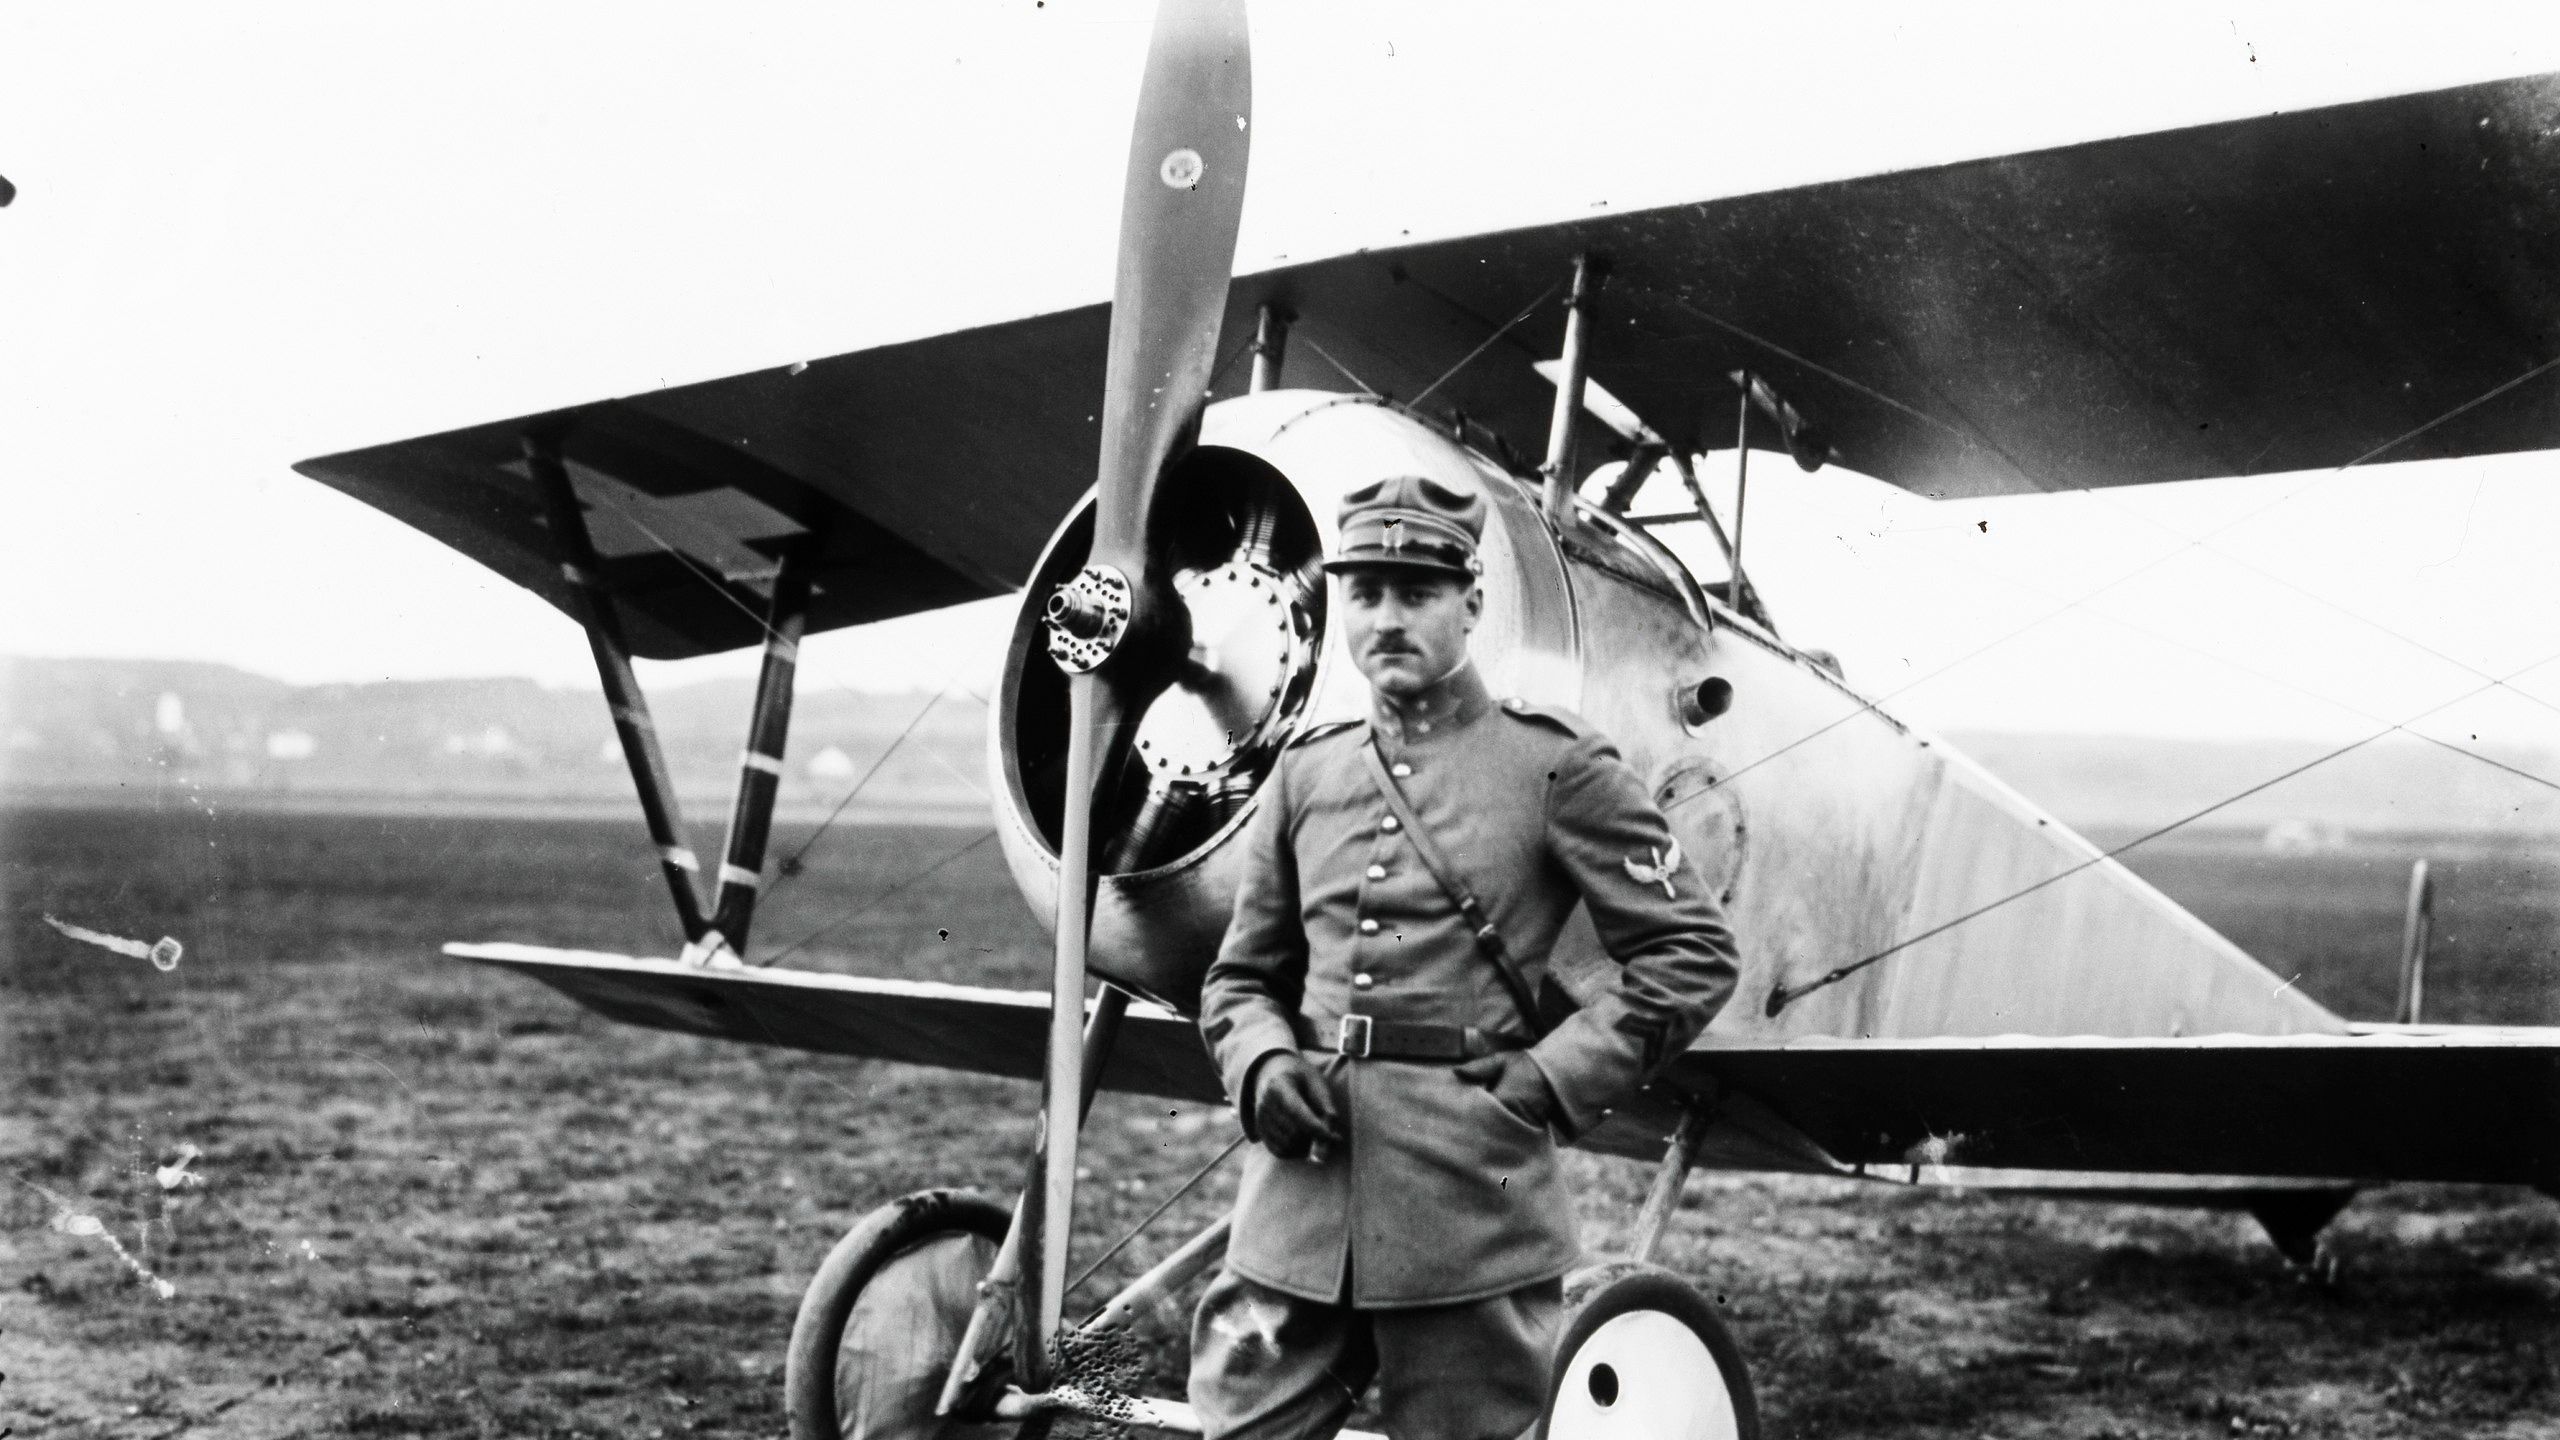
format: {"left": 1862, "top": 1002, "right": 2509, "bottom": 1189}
{"left": 785, "top": 1188, "right": 1040, "bottom": 1440}
{"left": 1539, "top": 1267, "right": 1759, "bottom": 1440}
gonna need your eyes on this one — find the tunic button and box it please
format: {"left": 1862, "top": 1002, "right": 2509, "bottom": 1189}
{"left": 1358, "top": 918, "right": 1379, "bottom": 935}
{"left": 1381, "top": 816, "right": 1401, "bottom": 833}
{"left": 1414, "top": 721, "right": 1432, "bottom": 734}
{"left": 1352, "top": 973, "right": 1374, "bottom": 990}
{"left": 1365, "top": 864, "right": 1386, "bottom": 881}
{"left": 1390, "top": 762, "right": 1413, "bottom": 778}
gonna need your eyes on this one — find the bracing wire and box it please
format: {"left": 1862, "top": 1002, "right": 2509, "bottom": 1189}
{"left": 1067, "top": 1133, "right": 1248, "bottom": 1299}
{"left": 1406, "top": 279, "right": 1565, "bottom": 413}
{"left": 910, "top": 728, "right": 993, "bottom": 801}
{"left": 757, "top": 829, "right": 1000, "bottom": 969}
{"left": 1709, "top": 604, "right": 2088, "bottom": 793}
{"left": 1295, "top": 334, "right": 1379, "bottom": 397}
{"left": 1680, "top": 294, "right": 2560, "bottom": 594}
{"left": 1209, "top": 331, "right": 1259, "bottom": 393}
{"left": 1706, "top": 482, "right": 2560, "bottom": 816}
{"left": 1945, "top": 537, "right": 2560, "bottom": 801}
{"left": 575, "top": 488, "right": 1003, "bottom": 959}
{"left": 2340, "top": 353, "right": 2560, "bottom": 470}
{"left": 584, "top": 488, "right": 994, "bottom": 710}
{"left": 584, "top": 490, "right": 794, "bottom": 646}
{"left": 2141, "top": 521, "right": 2560, "bottom": 730}
{"left": 1674, "top": 303, "right": 2004, "bottom": 455}
{"left": 764, "top": 687, "right": 951, "bottom": 899}
{"left": 1683, "top": 330, "right": 2560, "bottom": 789}
{"left": 1763, "top": 644, "right": 2560, "bottom": 1014}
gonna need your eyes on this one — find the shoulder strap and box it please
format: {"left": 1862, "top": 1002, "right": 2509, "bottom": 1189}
{"left": 1358, "top": 735, "right": 1547, "bottom": 1037}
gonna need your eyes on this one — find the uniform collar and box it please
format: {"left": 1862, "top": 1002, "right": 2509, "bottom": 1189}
{"left": 1367, "top": 658, "right": 1492, "bottom": 742}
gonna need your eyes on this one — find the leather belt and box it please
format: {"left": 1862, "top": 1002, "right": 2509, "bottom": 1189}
{"left": 1298, "top": 1013, "right": 1525, "bottom": 1063}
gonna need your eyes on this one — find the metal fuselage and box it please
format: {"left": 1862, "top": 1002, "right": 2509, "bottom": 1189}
{"left": 992, "top": 390, "right": 2341, "bottom": 1047}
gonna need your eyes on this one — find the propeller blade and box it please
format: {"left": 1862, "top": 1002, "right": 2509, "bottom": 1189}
{"left": 1088, "top": 0, "right": 1252, "bottom": 571}
{"left": 1029, "top": 672, "right": 1116, "bottom": 1375}
{"left": 1030, "top": 0, "right": 1252, "bottom": 1377}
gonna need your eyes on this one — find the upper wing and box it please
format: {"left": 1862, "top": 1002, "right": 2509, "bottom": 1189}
{"left": 299, "top": 74, "right": 2560, "bottom": 659}
{"left": 292, "top": 310, "right": 1108, "bottom": 658}
{"left": 456, "top": 943, "right": 2558, "bottom": 1189}
{"left": 1278, "top": 71, "right": 2560, "bottom": 500}
{"left": 1300, "top": 74, "right": 2560, "bottom": 499}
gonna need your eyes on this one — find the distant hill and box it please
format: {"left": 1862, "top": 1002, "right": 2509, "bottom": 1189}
{"left": 0, "top": 657, "right": 989, "bottom": 819}
{"left": 8, "top": 657, "right": 2555, "bottom": 836}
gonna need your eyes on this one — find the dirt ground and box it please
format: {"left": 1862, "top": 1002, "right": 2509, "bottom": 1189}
{"left": 4, "top": 803, "right": 2556, "bottom": 1438}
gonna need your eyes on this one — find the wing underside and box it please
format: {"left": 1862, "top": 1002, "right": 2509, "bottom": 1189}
{"left": 452, "top": 944, "right": 2560, "bottom": 1190}
{"left": 448, "top": 942, "right": 1224, "bottom": 1105}
{"left": 302, "top": 73, "right": 2560, "bottom": 660}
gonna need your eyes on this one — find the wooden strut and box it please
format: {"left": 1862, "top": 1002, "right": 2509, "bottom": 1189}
{"left": 1628, "top": 1105, "right": 1712, "bottom": 1265}
{"left": 1541, "top": 253, "right": 1600, "bottom": 523}
{"left": 697, "top": 552, "right": 813, "bottom": 965}
{"left": 525, "top": 434, "right": 712, "bottom": 945}
{"left": 1080, "top": 1214, "right": 1230, "bottom": 1333}
{"left": 2397, "top": 858, "right": 2436, "bottom": 1025}
{"left": 1662, "top": 449, "right": 1773, "bottom": 632}
{"left": 1599, "top": 440, "right": 1667, "bottom": 513}
{"left": 1729, "top": 374, "right": 1754, "bottom": 618}
{"left": 1662, "top": 450, "right": 1737, "bottom": 562}
{"left": 1249, "top": 304, "right": 1292, "bottom": 394}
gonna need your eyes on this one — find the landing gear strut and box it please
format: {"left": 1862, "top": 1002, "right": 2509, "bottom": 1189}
{"left": 1537, "top": 1103, "right": 1759, "bottom": 1440}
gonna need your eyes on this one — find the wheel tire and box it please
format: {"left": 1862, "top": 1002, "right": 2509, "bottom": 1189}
{"left": 784, "top": 1188, "right": 1034, "bottom": 1440}
{"left": 1538, "top": 1266, "right": 1759, "bottom": 1440}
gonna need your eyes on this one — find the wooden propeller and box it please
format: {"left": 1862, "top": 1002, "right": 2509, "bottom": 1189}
{"left": 1024, "top": 0, "right": 1251, "bottom": 1379}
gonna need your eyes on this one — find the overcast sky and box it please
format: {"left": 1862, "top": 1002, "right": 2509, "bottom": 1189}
{"left": 5, "top": 2, "right": 2559, "bottom": 744}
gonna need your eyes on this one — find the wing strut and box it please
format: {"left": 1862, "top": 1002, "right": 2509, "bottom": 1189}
{"left": 1539, "top": 252, "right": 1602, "bottom": 522}
{"left": 1249, "top": 303, "right": 1292, "bottom": 393}
{"left": 527, "top": 433, "right": 713, "bottom": 946}
{"left": 1661, "top": 448, "right": 1774, "bottom": 631}
{"left": 1727, "top": 376, "right": 1754, "bottom": 618}
{"left": 2396, "top": 859, "right": 2436, "bottom": 1025}
{"left": 696, "top": 551, "right": 814, "bottom": 965}
{"left": 528, "top": 429, "right": 819, "bottom": 967}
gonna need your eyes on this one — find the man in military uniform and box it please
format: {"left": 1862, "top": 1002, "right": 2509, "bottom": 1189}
{"left": 1188, "top": 471, "right": 1741, "bottom": 1440}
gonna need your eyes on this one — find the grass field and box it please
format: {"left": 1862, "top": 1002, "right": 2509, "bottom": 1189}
{"left": 4, "top": 802, "right": 2556, "bottom": 1438}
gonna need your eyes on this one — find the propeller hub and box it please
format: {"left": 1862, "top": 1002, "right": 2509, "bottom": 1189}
{"left": 1043, "top": 564, "right": 1134, "bottom": 673}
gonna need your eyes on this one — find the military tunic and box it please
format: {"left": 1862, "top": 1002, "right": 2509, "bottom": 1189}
{"left": 1199, "top": 661, "right": 1740, "bottom": 1309}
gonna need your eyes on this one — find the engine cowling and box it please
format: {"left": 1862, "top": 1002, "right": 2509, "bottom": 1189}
{"left": 991, "top": 391, "right": 1577, "bottom": 1011}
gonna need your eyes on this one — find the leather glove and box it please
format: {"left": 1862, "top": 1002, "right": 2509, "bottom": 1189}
{"left": 1249, "top": 1052, "right": 1343, "bottom": 1161}
{"left": 1454, "top": 1050, "right": 1559, "bottom": 1129}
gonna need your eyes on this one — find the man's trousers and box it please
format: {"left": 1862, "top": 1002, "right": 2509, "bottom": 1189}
{"left": 1187, "top": 1267, "right": 1560, "bottom": 1440}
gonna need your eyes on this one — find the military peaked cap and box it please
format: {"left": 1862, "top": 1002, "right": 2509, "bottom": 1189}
{"left": 1322, "top": 474, "right": 1485, "bottom": 578}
